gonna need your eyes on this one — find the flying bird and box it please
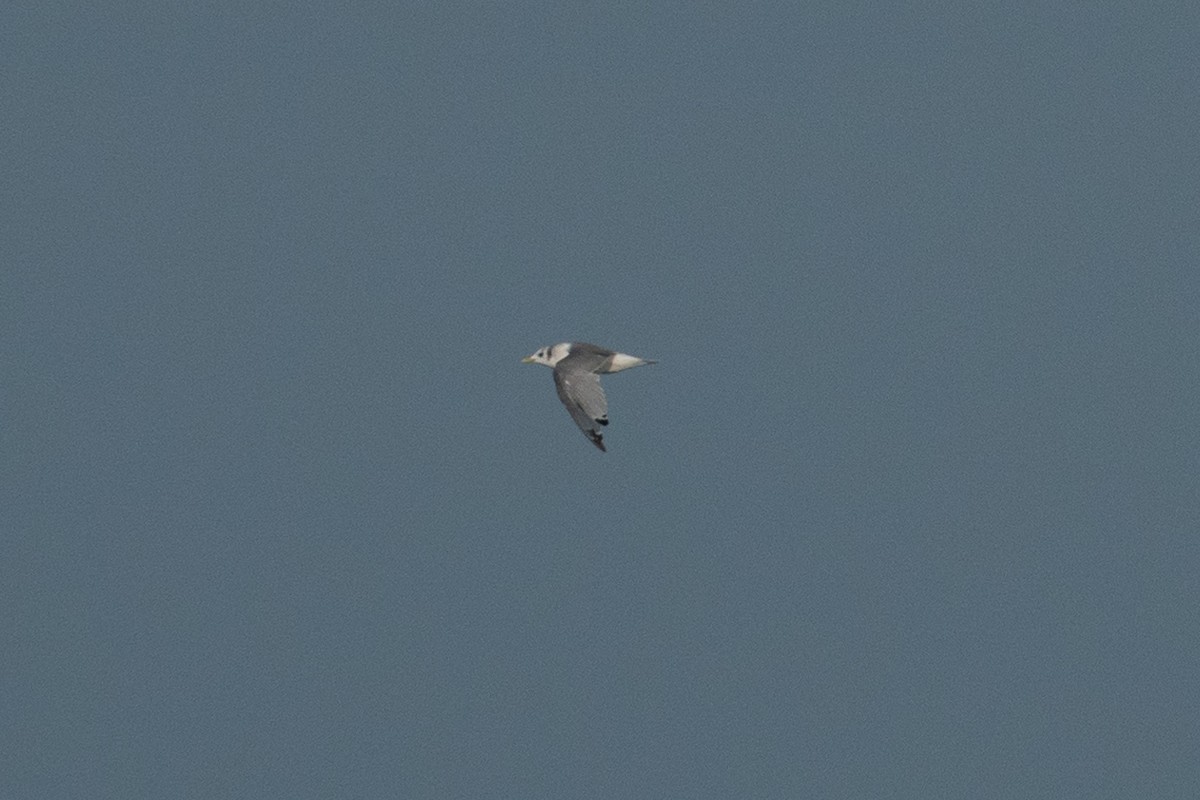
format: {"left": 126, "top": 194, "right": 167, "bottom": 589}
{"left": 522, "top": 342, "right": 656, "bottom": 452}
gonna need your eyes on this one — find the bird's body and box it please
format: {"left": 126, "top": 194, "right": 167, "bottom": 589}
{"left": 522, "top": 342, "right": 656, "bottom": 452}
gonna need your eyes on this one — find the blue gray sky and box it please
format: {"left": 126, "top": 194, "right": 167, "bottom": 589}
{"left": 5, "top": 4, "right": 1198, "bottom": 798}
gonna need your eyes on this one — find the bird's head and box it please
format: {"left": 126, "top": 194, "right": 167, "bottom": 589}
{"left": 521, "top": 343, "right": 570, "bottom": 367}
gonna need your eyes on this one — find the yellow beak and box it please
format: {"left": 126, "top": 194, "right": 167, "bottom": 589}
{"left": 521, "top": 356, "right": 535, "bottom": 364}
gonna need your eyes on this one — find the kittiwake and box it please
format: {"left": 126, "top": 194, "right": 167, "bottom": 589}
{"left": 522, "top": 342, "right": 656, "bottom": 452}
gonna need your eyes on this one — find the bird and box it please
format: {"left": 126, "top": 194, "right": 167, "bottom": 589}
{"left": 522, "top": 342, "right": 656, "bottom": 452}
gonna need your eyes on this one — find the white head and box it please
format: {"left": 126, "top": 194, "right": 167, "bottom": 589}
{"left": 521, "top": 342, "right": 571, "bottom": 367}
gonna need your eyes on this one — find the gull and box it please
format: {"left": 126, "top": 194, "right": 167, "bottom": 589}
{"left": 522, "top": 342, "right": 656, "bottom": 452}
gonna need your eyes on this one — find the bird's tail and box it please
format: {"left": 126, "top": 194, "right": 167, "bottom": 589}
{"left": 609, "top": 353, "right": 656, "bottom": 372}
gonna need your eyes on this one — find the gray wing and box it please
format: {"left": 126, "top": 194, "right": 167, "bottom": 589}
{"left": 565, "top": 342, "right": 614, "bottom": 362}
{"left": 560, "top": 344, "right": 613, "bottom": 373}
{"left": 553, "top": 362, "right": 609, "bottom": 452}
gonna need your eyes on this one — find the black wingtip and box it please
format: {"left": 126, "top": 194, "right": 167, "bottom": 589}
{"left": 586, "top": 430, "right": 607, "bottom": 452}
{"left": 596, "top": 416, "right": 609, "bottom": 426}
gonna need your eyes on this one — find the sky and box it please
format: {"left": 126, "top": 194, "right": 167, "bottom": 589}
{"left": 4, "top": 3, "right": 1199, "bottom": 798}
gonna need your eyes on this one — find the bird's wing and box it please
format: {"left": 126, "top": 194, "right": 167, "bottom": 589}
{"left": 553, "top": 362, "right": 609, "bottom": 451}
{"left": 564, "top": 342, "right": 614, "bottom": 361}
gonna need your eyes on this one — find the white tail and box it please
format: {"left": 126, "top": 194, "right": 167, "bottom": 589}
{"left": 608, "top": 353, "right": 655, "bottom": 372}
